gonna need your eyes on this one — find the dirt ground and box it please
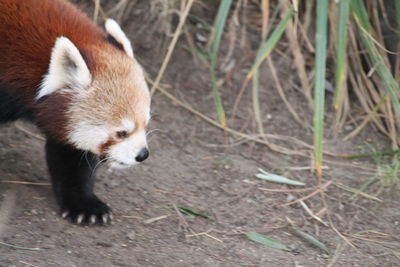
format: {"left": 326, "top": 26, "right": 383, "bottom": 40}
{"left": 1, "top": 1, "right": 400, "bottom": 267}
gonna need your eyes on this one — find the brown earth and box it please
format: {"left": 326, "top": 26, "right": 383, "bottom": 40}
{"left": 0, "top": 1, "right": 399, "bottom": 266}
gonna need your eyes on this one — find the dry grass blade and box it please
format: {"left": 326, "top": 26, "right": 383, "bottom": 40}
{"left": 117, "top": 215, "right": 143, "bottom": 220}
{"left": 299, "top": 200, "right": 328, "bottom": 226}
{"left": 252, "top": 70, "right": 264, "bottom": 136}
{"left": 91, "top": 0, "right": 107, "bottom": 21}
{"left": 0, "top": 180, "right": 50, "bottom": 186}
{"left": 267, "top": 58, "right": 303, "bottom": 126}
{"left": 15, "top": 123, "right": 45, "bottom": 141}
{"left": 261, "top": 0, "right": 269, "bottom": 39}
{"left": 150, "top": 0, "right": 195, "bottom": 96}
{"left": 19, "top": 261, "right": 40, "bottom": 267}
{"left": 143, "top": 214, "right": 170, "bottom": 224}
{"left": 281, "top": 180, "right": 333, "bottom": 207}
{"left": 333, "top": 182, "right": 382, "bottom": 202}
{"left": 344, "top": 93, "right": 388, "bottom": 140}
{"left": 282, "top": 0, "right": 312, "bottom": 106}
{"left": 351, "top": 0, "right": 400, "bottom": 120}
{"left": 344, "top": 231, "right": 400, "bottom": 247}
{"left": 92, "top": 0, "right": 100, "bottom": 21}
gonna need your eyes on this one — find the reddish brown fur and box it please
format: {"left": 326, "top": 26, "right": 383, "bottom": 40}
{"left": 0, "top": 0, "right": 127, "bottom": 141}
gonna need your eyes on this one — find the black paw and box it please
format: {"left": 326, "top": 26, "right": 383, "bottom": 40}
{"left": 60, "top": 195, "right": 113, "bottom": 225}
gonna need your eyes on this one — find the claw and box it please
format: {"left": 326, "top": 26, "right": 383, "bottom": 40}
{"left": 61, "top": 211, "right": 69, "bottom": 219}
{"left": 109, "top": 212, "right": 114, "bottom": 221}
{"left": 90, "top": 215, "right": 96, "bottom": 225}
{"left": 76, "top": 214, "right": 84, "bottom": 224}
{"left": 102, "top": 214, "right": 108, "bottom": 224}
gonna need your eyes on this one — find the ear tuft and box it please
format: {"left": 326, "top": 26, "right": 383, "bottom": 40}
{"left": 105, "top": 19, "right": 134, "bottom": 58}
{"left": 37, "top": 37, "right": 91, "bottom": 100}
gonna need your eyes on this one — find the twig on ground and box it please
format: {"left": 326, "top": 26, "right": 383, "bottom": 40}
{"left": 299, "top": 200, "right": 328, "bottom": 226}
{"left": 14, "top": 123, "right": 45, "bottom": 141}
{"left": 186, "top": 229, "right": 223, "bottom": 242}
{"left": 117, "top": 215, "right": 143, "bottom": 220}
{"left": 173, "top": 204, "right": 190, "bottom": 232}
{"left": 19, "top": 261, "right": 40, "bottom": 267}
{"left": 281, "top": 180, "right": 333, "bottom": 207}
{"left": 0, "top": 180, "right": 50, "bottom": 186}
{"left": 143, "top": 214, "right": 171, "bottom": 224}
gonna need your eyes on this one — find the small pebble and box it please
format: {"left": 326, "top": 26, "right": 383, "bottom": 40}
{"left": 126, "top": 231, "right": 136, "bottom": 241}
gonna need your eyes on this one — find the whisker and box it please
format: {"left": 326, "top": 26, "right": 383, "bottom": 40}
{"left": 84, "top": 151, "right": 93, "bottom": 172}
{"left": 90, "top": 156, "right": 110, "bottom": 179}
{"left": 79, "top": 151, "right": 87, "bottom": 165}
{"left": 146, "top": 128, "right": 161, "bottom": 137}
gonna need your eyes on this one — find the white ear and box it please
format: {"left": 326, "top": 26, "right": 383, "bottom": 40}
{"left": 37, "top": 37, "right": 91, "bottom": 100}
{"left": 105, "top": 19, "right": 134, "bottom": 58}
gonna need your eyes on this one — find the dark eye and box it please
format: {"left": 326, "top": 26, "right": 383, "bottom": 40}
{"left": 116, "top": 130, "right": 128, "bottom": 139}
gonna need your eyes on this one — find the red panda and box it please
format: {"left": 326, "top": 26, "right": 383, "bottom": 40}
{"left": 0, "top": 0, "right": 151, "bottom": 225}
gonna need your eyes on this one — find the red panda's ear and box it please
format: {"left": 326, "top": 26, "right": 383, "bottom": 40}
{"left": 37, "top": 37, "right": 92, "bottom": 100}
{"left": 105, "top": 19, "right": 134, "bottom": 58}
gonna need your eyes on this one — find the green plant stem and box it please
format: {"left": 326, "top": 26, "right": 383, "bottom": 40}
{"left": 314, "top": 0, "right": 329, "bottom": 178}
{"left": 333, "top": 0, "right": 350, "bottom": 111}
{"left": 210, "top": 0, "right": 233, "bottom": 127}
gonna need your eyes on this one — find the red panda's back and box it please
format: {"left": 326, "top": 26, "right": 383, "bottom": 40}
{"left": 0, "top": 0, "right": 105, "bottom": 100}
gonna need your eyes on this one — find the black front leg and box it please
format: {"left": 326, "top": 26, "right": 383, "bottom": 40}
{"left": 45, "top": 138, "right": 112, "bottom": 225}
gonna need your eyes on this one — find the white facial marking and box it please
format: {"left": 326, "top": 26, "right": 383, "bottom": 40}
{"left": 37, "top": 37, "right": 91, "bottom": 100}
{"left": 69, "top": 123, "right": 109, "bottom": 154}
{"left": 108, "top": 130, "right": 147, "bottom": 167}
{"left": 105, "top": 19, "right": 134, "bottom": 58}
{"left": 121, "top": 118, "right": 135, "bottom": 132}
{"left": 146, "top": 111, "right": 151, "bottom": 125}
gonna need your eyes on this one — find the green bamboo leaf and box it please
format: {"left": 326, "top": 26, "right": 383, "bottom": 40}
{"left": 256, "top": 168, "right": 305, "bottom": 186}
{"left": 177, "top": 206, "right": 214, "bottom": 220}
{"left": 0, "top": 241, "right": 40, "bottom": 251}
{"left": 313, "top": 0, "right": 329, "bottom": 177}
{"left": 293, "top": 228, "right": 329, "bottom": 253}
{"left": 245, "top": 232, "right": 290, "bottom": 251}
{"left": 209, "top": 0, "right": 232, "bottom": 127}
{"left": 333, "top": 0, "right": 350, "bottom": 111}
{"left": 247, "top": 6, "right": 295, "bottom": 80}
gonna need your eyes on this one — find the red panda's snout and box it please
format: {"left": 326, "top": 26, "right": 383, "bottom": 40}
{"left": 106, "top": 125, "right": 150, "bottom": 168}
{"left": 67, "top": 115, "right": 150, "bottom": 169}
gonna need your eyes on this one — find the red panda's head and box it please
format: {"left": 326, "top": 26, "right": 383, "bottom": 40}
{"left": 37, "top": 19, "right": 151, "bottom": 168}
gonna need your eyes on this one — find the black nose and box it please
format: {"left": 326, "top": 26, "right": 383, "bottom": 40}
{"left": 135, "top": 148, "right": 149, "bottom": 162}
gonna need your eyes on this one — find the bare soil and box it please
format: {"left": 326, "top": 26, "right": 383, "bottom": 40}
{"left": 1, "top": 1, "right": 399, "bottom": 266}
